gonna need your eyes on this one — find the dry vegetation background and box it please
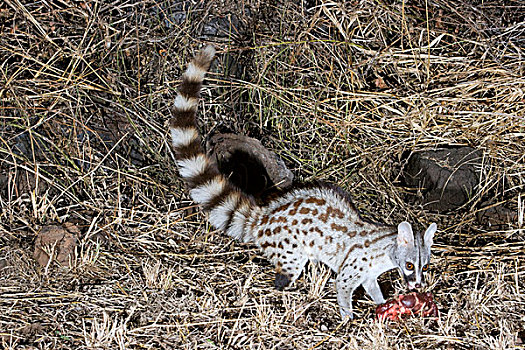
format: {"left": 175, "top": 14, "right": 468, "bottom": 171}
{"left": 1, "top": 0, "right": 524, "bottom": 349}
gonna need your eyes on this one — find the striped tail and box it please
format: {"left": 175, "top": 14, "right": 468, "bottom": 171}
{"left": 170, "top": 46, "right": 260, "bottom": 243}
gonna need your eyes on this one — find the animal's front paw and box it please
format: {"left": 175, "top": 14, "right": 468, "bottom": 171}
{"left": 339, "top": 308, "right": 354, "bottom": 320}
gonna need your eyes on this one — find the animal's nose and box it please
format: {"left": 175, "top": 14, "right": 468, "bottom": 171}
{"left": 414, "top": 283, "right": 422, "bottom": 289}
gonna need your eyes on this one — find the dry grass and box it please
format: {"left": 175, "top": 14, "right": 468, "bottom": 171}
{"left": 1, "top": 0, "right": 524, "bottom": 349}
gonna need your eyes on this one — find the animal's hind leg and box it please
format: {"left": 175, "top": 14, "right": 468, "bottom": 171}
{"left": 274, "top": 256, "right": 308, "bottom": 290}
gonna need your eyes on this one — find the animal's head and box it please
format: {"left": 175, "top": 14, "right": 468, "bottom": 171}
{"left": 392, "top": 222, "right": 437, "bottom": 291}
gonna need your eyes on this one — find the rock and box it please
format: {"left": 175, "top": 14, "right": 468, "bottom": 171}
{"left": 402, "top": 147, "right": 482, "bottom": 212}
{"left": 33, "top": 223, "right": 79, "bottom": 268}
{"left": 207, "top": 133, "right": 294, "bottom": 199}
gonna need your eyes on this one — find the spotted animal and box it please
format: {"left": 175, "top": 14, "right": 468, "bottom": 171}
{"left": 169, "top": 45, "right": 437, "bottom": 318}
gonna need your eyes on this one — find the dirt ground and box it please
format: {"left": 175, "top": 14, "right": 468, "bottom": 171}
{"left": 1, "top": 0, "right": 524, "bottom": 349}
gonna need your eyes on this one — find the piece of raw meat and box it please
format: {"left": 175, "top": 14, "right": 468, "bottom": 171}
{"left": 376, "top": 292, "right": 438, "bottom": 321}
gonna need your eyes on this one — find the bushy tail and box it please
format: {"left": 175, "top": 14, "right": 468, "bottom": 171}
{"left": 170, "top": 46, "right": 260, "bottom": 242}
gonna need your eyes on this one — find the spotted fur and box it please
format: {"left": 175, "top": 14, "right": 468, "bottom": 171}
{"left": 170, "top": 46, "right": 437, "bottom": 319}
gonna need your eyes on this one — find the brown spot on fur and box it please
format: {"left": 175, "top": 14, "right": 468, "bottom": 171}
{"left": 283, "top": 238, "right": 290, "bottom": 244}
{"left": 258, "top": 230, "right": 264, "bottom": 238}
{"left": 302, "top": 218, "right": 313, "bottom": 225}
{"left": 292, "top": 243, "right": 298, "bottom": 248}
{"left": 265, "top": 229, "right": 272, "bottom": 236}
{"left": 271, "top": 202, "right": 291, "bottom": 214}
{"left": 362, "top": 257, "right": 367, "bottom": 262}
{"left": 305, "top": 197, "right": 326, "bottom": 206}
{"left": 318, "top": 213, "right": 329, "bottom": 223}
{"left": 291, "top": 219, "right": 298, "bottom": 225}
{"left": 356, "top": 221, "right": 364, "bottom": 227}
{"left": 299, "top": 207, "right": 310, "bottom": 215}
{"left": 333, "top": 208, "right": 344, "bottom": 219}
{"left": 278, "top": 242, "right": 284, "bottom": 249}
{"left": 324, "top": 206, "right": 344, "bottom": 219}
{"left": 325, "top": 236, "right": 333, "bottom": 244}
{"left": 293, "top": 198, "right": 304, "bottom": 208}
{"left": 261, "top": 241, "right": 277, "bottom": 249}
{"left": 364, "top": 240, "right": 370, "bottom": 247}
{"left": 314, "top": 227, "right": 324, "bottom": 237}
{"left": 270, "top": 216, "right": 287, "bottom": 224}
{"left": 347, "top": 230, "right": 357, "bottom": 238}
{"left": 274, "top": 227, "right": 282, "bottom": 234}
{"left": 331, "top": 223, "right": 348, "bottom": 233}
{"left": 311, "top": 209, "right": 318, "bottom": 216}
{"left": 309, "top": 240, "right": 315, "bottom": 247}
{"left": 288, "top": 209, "right": 297, "bottom": 215}
{"left": 261, "top": 216, "right": 269, "bottom": 225}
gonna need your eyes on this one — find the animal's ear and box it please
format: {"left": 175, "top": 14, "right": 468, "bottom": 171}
{"left": 397, "top": 221, "right": 414, "bottom": 248}
{"left": 424, "top": 223, "right": 437, "bottom": 247}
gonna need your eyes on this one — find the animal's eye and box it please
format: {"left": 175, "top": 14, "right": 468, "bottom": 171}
{"left": 422, "top": 264, "right": 429, "bottom": 271}
{"left": 405, "top": 262, "right": 414, "bottom": 271}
